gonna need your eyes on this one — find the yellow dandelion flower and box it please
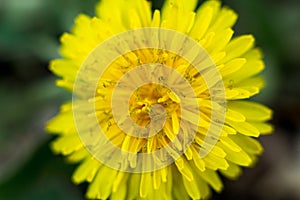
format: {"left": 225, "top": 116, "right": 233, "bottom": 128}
{"left": 47, "top": 0, "right": 273, "bottom": 199}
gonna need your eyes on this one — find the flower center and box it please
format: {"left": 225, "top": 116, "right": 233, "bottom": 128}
{"left": 95, "top": 48, "right": 201, "bottom": 153}
{"left": 129, "top": 83, "right": 180, "bottom": 127}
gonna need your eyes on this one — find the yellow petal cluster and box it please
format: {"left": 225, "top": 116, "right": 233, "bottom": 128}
{"left": 47, "top": 0, "right": 273, "bottom": 199}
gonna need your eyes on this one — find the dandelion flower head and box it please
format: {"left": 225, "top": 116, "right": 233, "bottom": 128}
{"left": 47, "top": 0, "right": 273, "bottom": 199}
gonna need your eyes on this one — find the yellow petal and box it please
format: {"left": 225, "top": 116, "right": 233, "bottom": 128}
{"left": 219, "top": 161, "right": 242, "bottom": 180}
{"left": 127, "top": 174, "right": 140, "bottom": 199}
{"left": 203, "top": 153, "right": 229, "bottom": 170}
{"left": 182, "top": 172, "right": 201, "bottom": 199}
{"left": 207, "top": 28, "right": 234, "bottom": 53}
{"left": 222, "top": 35, "right": 255, "bottom": 62}
{"left": 227, "top": 120, "right": 260, "bottom": 137}
{"left": 56, "top": 79, "right": 74, "bottom": 91}
{"left": 59, "top": 33, "right": 92, "bottom": 62}
{"left": 227, "top": 100, "right": 272, "bottom": 121}
{"left": 220, "top": 136, "right": 241, "bottom": 152}
{"left": 210, "top": 51, "right": 227, "bottom": 65}
{"left": 189, "top": 5, "right": 213, "bottom": 39}
{"left": 67, "top": 148, "right": 89, "bottom": 163}
{"left": 226, "top": 149, "right": 252, "bottom": 166}
{"left": 229, "top": 134, "right": 263, "bottom": 155}
{"left": 162, "top": 0, "right": 197, "bottom": 20}
{"left": 51, "top": 135, "right": 82, "bottom": 155}
{"left": 140, "top": 173, "right": 152, "bottom": 198}
{"left": 112, "top": 172, "right": 128, "bottom": 192}
{"left": 226, "top": 57, "right": 265, "bottom": 82}
{"left": 184, "top": 147, "right": 193, "bottom": 160}
{"left": 161, "top": 166, "right": 168, "bottom": 183}
{"left": 225, "top": 87, "right": 256, "bottom": 100}
{"left": 198, "top": 169, "right": 223, "bottom": 192}
{"left": 175, "top": 158, "right": 194, "bottom": 181}
{"left": 222, "top": 124, "right": 237, "bottom": 135}
{"left": 208, "top": 7, "right": 238, "bottom": 33}
{"left": 219, "top": 58, "right": 247, "bottom": 77}
{"left": 249, "top": 122, "right": 274, "bottom": 135}
{"left": 96, "top": 0, "right": 125, "bottom": 31}
{"left": 72, "top": 158, "right": 101, "bottom": 184}
{"left": 154, "top": 179, "right": 173, "bottom": 200}
{"left": 153, "top": 170, "right": 161, "bottom": 190}
{"left": 225, "top": 88, "right": 240, "bottom": 99}
{"left": 191, "top": 145, "right": 206, "bottom": 171}
{"left": 172, "top": 166, "right": 190, "bottom": 199}
{"left": 127, "top": 8, "right": 142, "bottom": 28}
{"left": 50, "top": 59, "right": 78, "bottom": 80}
{"left": 226, "top": 108, "right": 246, "bottom": 122}
{"left": 151, "top": 10, "right": 161, "bottom": 27}
{"left": 190, "top": 0, "right": 222, "bottom": 39}
{"left": 236, "top": 76, "right": 265, "bottom": 90}
{"left": 171, "top": 111, "right": 180, "bottom": 134}
{"left": 181, "top": 0, "right": 198, "bottom": 12}
{"left": 219, "top": 143, "right": 252, "bottom": 166}
{"left": 136, "top": 0, "right": 152, "bottom": 26}
{"left": 110, "top": 174, "right": 128, "bottom": 200}
{"left": 210, "top": 145, "right": 227, "bottom": 158}
{"left": 86, "top": 166, "right": 118, "bottom": 199}
{"left": 46, "top": 110, "right": 75, "bottom": 134}
{"left": 195, "top": 174, "right": 211, "bottom": 199}
{"left": 167, "top": 90, "right": 180, "bottom": 103}
{"left": 72, "top": 14, "right": 92, "bottom": 35}
{"left": 164, "top": 122, "right": 182, "bottom": 151}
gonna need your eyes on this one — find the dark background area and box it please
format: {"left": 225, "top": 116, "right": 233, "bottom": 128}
{"left": 0, "top": 0, "right": 299, "bottom": 199}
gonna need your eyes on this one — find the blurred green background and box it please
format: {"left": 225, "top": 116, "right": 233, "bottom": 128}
{"left": 0, "top": 0, "right": 299, "bottom": 199}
